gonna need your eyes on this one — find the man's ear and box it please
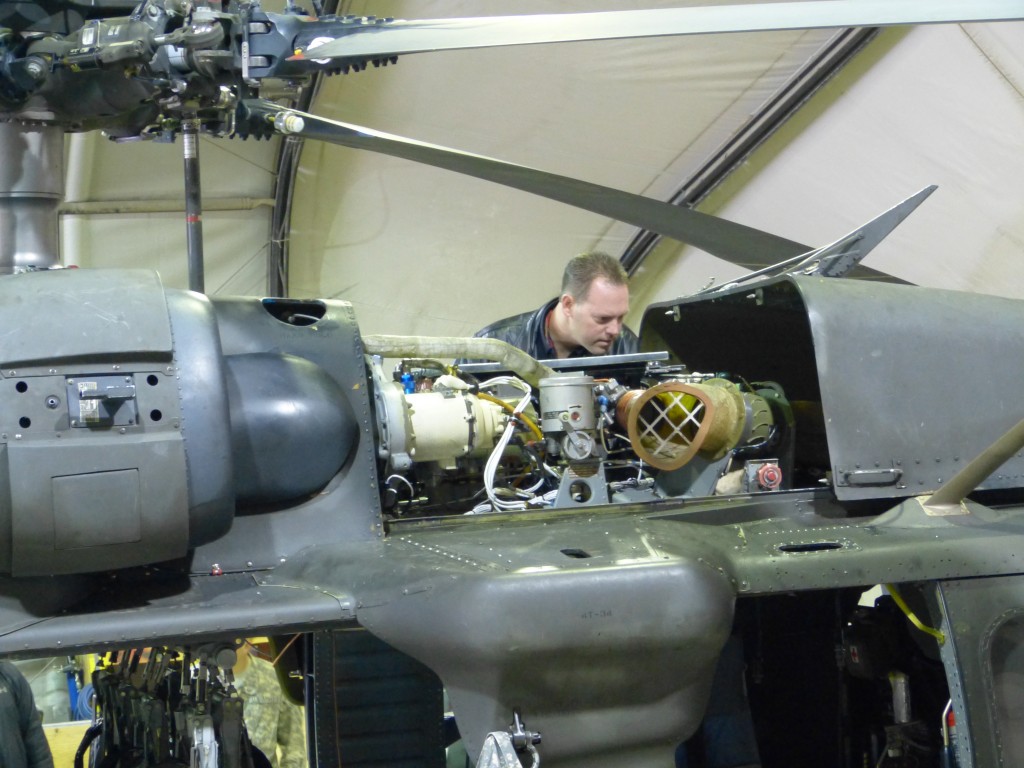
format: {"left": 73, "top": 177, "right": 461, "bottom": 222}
{"left": 559, "top": 293, "right": 575, "bottom": 315}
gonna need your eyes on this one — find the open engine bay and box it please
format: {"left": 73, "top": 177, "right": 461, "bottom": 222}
{"left": 370, "top": 351, "right": 811, "bottom": 520}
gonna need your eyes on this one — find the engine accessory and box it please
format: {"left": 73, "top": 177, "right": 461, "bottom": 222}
{"left": 616, "top": 378, "right": 773, "bottom": 471}
{"left": 372, "top": 361, "right": 507, "bottom": 470}
{"left": 539, "top": 374, "right": 598, "bottom": 461}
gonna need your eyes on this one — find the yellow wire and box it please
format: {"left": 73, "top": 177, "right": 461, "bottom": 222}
{"left": 476, "top": 391, "right": 544, "bottom": 442}
{"left": 885, "top": 584, "right": 945, "bottom": 645}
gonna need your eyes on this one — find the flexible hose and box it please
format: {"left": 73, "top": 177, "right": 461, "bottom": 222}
{"left": 74, "top": 722, "right": 103, "bottom": 768}
{"left": 362, "top": 335, "right": 555, "bottom": 388}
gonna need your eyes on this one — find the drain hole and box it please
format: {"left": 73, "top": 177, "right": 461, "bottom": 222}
{"left": 778, "top": 542, "right": 843, "bottom": 554}
{"left": 561, "top": 548, "right": 592, "bottom": 559}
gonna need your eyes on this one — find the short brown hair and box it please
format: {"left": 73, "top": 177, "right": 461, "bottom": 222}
{"left": 561, "top": 252, "right": 628, "bottom": 301}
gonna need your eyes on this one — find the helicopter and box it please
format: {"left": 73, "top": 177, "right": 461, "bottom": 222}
{"left": 2, "top": 2, "right": 1024, "bottom": 767}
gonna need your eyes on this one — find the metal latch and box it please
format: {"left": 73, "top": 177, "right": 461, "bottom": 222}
{"left": 67, "top": 374, "right": 138, "bottom": 427}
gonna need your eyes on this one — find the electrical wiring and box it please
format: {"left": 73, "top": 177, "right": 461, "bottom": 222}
{"left": 385, "top": 473, "right": 416, "bottom": 500}
{"left": 519, "top": 443, "right": 559, "bottom": 487}
{"left": 484, "top": 417, "right": 532, "bottom": 511}
{"left": 468, "top": 488, "right": 557, "bottom": 515}
{"left": 479, "top": 377, "right": 538, "bottom": 511}
{"left": 476, "top": 388, "right": 544, "bottom": 442}
{"left": 884, "top": 584, "right": 946, "bottom": 645}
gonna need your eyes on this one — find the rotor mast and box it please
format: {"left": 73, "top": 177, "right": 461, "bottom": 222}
{"left": 0, "top": 121, "right": 62, "bottom": 273}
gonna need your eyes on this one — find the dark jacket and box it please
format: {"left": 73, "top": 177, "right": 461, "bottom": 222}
{"left": 0, "top": 662, "right": 54, "bottom": 768}
{"left": 474, "top": 298, "right": 639, "bottom": 360}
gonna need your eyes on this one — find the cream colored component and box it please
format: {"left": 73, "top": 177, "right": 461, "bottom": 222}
{"left": 617, "top": 379, "right": 773, "bottom": 471}
{"left": 368, "top": 355, "right": 509, "bottom": 469}
{"left": 404, "top": 390, "right": 507, "bottom": 466}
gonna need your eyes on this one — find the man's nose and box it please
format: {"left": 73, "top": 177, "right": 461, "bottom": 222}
{"left": 607, "top": 318, "right": 622, "bottom": 336}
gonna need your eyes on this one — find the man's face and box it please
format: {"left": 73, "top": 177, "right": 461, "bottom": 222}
{"left": 563, "top": 278, "right": 630, "bottom": 355}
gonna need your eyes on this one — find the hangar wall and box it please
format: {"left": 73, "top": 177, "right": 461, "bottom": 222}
{"left": 287, "top": 4, "right": 1024, "bottom": 341}
{"left": 54, "top": 4, "right": 1024, "bottom": 337}
{"left": 628, "top": 22, "right": 1024, "bottom": 316}
{"left": 287, "top": 0, "right": 838, "bottom": 337}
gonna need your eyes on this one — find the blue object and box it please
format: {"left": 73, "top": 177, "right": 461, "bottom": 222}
{"left": 401, "top": 373, "right": 415, "bottom": 394}
{"left": 66, "top": 668, "right": 79, "bottom": 720}
{"left": 75, "top": 683, "right": 95, "bottom": 720}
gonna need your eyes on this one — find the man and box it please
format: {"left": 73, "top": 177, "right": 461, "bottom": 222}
{"left": 233, "top": 642, "right": 308, "bottom": 768}
{"left": 474, "top": 251, "right": 639, "bottom": 359}
{"left": 0, "top": 661, "right": 54, "bottom": 768}
{"left": 473, "top": 254, "right": 760, "bottom": 768}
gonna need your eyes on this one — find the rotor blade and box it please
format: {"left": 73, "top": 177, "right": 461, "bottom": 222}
{"left": 703, "top": 186, "right": 935, "bottom": 292}
{"left": 806, "top": 184, "right": 934, "bottom": 283}
{"left": 799, "top": 185, "right": 936, "bottom": 278}
{"left": 241, "top": 99, "right": 810, "bottom": 268}
{"left": 294, "top": 1, "right": 1024, "bottom": 61}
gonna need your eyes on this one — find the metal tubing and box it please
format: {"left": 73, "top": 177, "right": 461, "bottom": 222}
{"left": 59, "top": 198, "right": 274, "bottom": 215}
{"left": 182, "top": 114, "right": 205, "bottom": 293}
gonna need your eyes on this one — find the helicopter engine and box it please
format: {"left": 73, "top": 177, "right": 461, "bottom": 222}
{"left": 370, "top": 356, "right": 791, "bottom": 518}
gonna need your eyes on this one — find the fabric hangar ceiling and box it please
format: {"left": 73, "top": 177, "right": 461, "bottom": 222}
{"left": 61, "top": 2, "right": 1024, "bottom": 342}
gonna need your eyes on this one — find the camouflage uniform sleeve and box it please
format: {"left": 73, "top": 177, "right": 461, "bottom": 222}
{"left": 275, "top": 693, "right": 308, "bottom": 768}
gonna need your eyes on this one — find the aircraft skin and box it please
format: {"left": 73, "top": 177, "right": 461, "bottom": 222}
{"left": 1, "top": 2, "right": 1024, "bottom": 767}
{"left": 0, "top": 268, "right": 1022, "bottom": 766}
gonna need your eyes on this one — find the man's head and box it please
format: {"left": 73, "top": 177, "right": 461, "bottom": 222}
{"left": 554, "top": 252, "right": 630, "bottom": 356}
